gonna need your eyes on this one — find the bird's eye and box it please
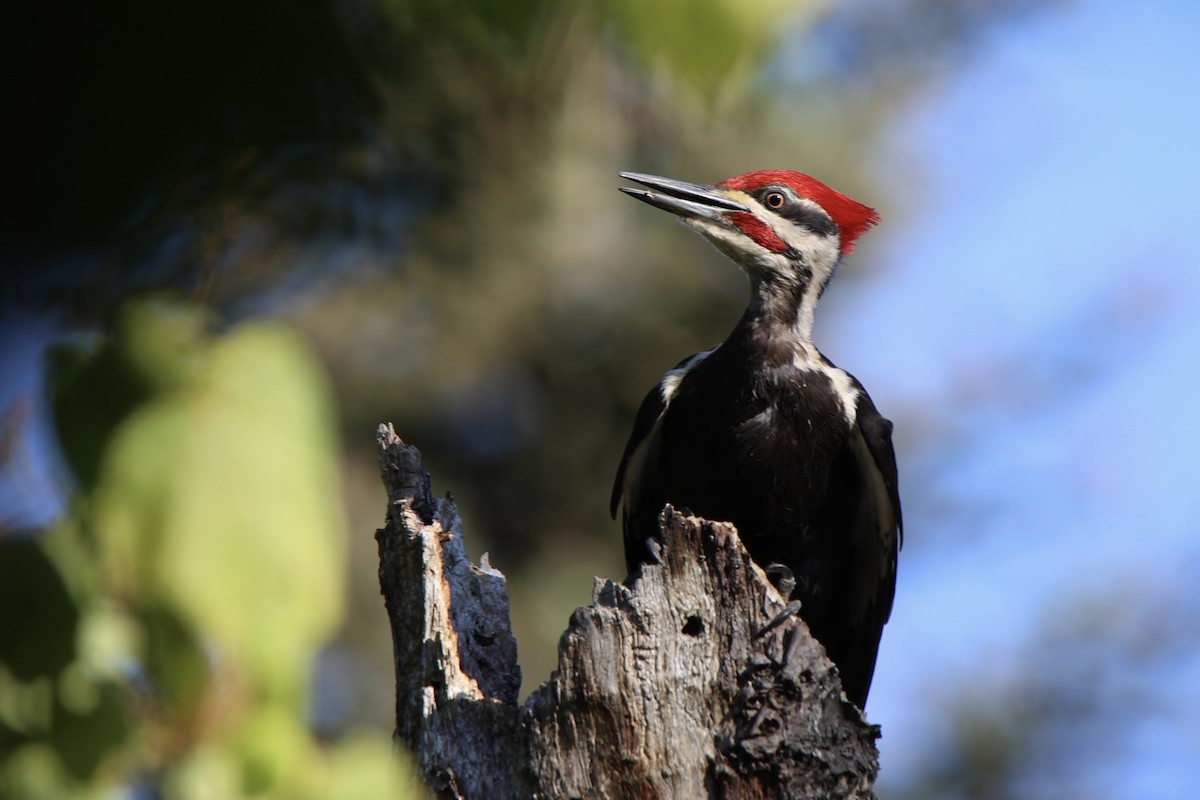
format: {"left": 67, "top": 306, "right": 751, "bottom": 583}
{"left": 764, "top": 191, "right": 786, "bottom": 209}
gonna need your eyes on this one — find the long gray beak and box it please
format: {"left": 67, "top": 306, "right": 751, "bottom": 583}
{"left": 619, "top": 171, "right": 748, "bottom": 220}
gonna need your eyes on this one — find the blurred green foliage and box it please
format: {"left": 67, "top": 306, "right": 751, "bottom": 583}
{"left": 2, "top": 1, "right": 1056, "bottom": 796}
{"left": 1, "top": 298, "right": 421, "bottom": 798}
{"left": 605, "top": 0, "right": 823, "bottom": 95}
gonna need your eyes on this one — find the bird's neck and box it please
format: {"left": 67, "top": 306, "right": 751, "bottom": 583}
{"left": 734, "top": 277, "right": 825, "bottom": 363}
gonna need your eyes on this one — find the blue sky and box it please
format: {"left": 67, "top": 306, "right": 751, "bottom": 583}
{"left": 817, "top": 0, "right": 1200, "bottom": 793}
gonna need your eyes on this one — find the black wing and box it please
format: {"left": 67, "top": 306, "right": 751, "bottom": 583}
{"left": 610, "top": 381, "right": 668, "bottom": 519}
{"left": 858, "top": 407, "right": 902, "bottom": 546}
{"left": 610, "top": 349, "right": 714, "bottom": 519}
{"left": 857, "top": 398, "right": 903, "bottom": 621}
{"left": 831, "top": 393, "right": 902, "bottom": 708}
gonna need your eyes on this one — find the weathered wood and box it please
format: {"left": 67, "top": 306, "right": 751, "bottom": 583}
{"left": 375, "top": 424, "right": 527, "bottom": 798}
{"left": 375, "top": 423, "right": 880, "bottom": 799}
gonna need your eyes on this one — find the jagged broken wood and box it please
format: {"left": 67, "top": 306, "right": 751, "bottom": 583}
{"left": 375, "top": 422, "right": 881, "bottom": 799}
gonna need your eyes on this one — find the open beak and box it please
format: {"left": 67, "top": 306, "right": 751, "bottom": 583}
{"left": 619, "top": 172, "right": 748, "bottom": 220}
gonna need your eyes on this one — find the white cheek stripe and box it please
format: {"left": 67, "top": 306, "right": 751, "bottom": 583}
{"left": 724, "top": 192, "right": 842, "bottom": 272}
{"left": 688, "top": 194, "right": 842, "bottom": 341}
{"left": 687, "top": 217, "right": 776, "bottom": 272}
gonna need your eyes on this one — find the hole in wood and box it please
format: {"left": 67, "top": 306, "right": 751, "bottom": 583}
{"left": 682, "top": 615, "right": 704, "bottom": 637}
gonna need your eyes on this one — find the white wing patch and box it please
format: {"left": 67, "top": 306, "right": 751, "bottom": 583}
{"left": 659, "top": 346, "right": 718, "bottom": 404}
{"left": 793, "top": 345, "right": 860, "bottom": 426}
{"left": 619, "top": 346, "right": 719, "bottom": 521}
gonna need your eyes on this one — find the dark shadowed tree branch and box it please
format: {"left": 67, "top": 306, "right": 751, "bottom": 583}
{"left": 375, "top": 423, "right": 880, "bottom": 799}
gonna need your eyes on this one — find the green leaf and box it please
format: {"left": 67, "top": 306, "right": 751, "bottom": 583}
{"left": 163, "top": 744, "right": 241, "bottom": 800}
{"left": 140, "top": 606, "right": 210, "bottom": 714}
{"left": 0, "top": 540, "right": 78, "bottom": 681}
{"left": 49, "top": 676, "right": 128, "bottom": 781}
{"left": 50, "top": 298, "right": 211, "bottom": 491}
{"left": 321, "top": 732, "right": 425, "bottom": 800}
{"left": 604, "top": 0, "right": 821, "bottom": 96}
{"left": 234, "top": 702, "right": 318, "bottom": 794}
{"left": 92, "top": 305, "right": 346, "bottom": 701}
{"left": 0, "top": 742, "right": 104, "bottom": 800}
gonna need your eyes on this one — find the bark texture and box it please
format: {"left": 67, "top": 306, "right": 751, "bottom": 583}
{"left": 375, "top": 423, "right": 880, "bottom": 799}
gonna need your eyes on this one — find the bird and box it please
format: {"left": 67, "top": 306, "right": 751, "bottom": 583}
{"left": 610, "top": 170, "right": 901, "bottom": 709}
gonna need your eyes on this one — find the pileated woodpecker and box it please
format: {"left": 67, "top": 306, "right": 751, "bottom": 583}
{"left": 611, "top": 170, "right": 901, "bottom": 709}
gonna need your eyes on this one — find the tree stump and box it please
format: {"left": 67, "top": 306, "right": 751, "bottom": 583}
{"left": 375, "top": 423, "right": 880, "bottom": 799}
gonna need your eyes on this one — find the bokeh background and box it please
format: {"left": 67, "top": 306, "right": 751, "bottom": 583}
{"left": 3, "top": 0, "right": 1199, "bottom": 796}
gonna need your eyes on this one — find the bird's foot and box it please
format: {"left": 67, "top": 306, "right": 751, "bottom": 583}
{"left": 644, "top": 536, "right": 664, "bottom": 565}
{"left": 754, "top": 599, "right": 802, "bottom": 639}
{"left": 755, "top": 563, "right": 801, "bottom": 639}
{"left": 764, "top": 562, "right": 797, "bottom": 599}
